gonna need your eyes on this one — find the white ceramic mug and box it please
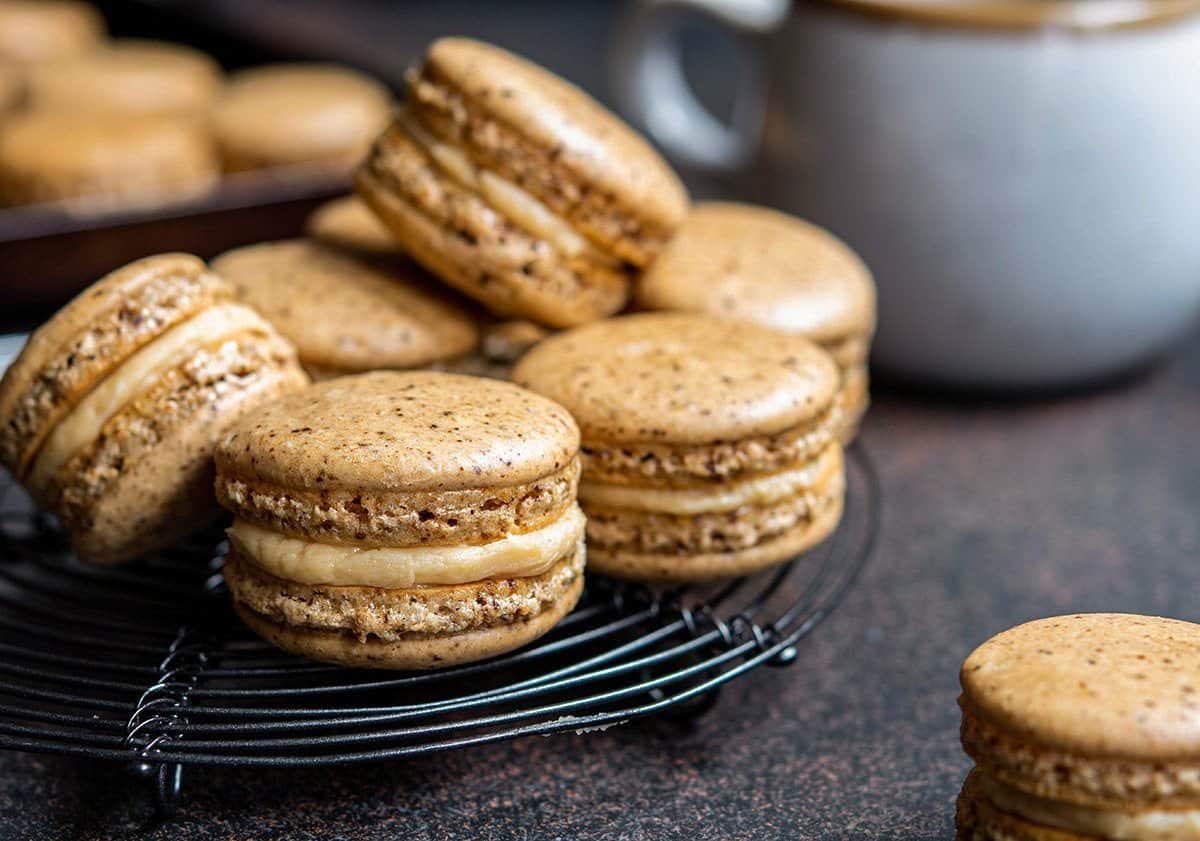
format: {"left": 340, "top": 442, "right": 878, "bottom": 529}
{"left": 613, "top": 0, "right": 1200, "bottom": 388}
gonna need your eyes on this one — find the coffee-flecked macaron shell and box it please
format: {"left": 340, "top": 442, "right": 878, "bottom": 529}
{"left": 637, "top": 202, "right": 876, "bottom": 347}
{"left": 512, "top": 312, "right": 840, "bottom": 445}
{"left": 419, "top": 37, "right": 688, "bottom": 264}
{"left": 961, "top": 613, "right": 1200, "bottom": 761}
{"left": 216, "top": 370, "right": 579, "bottom": 494}
{"left": 212, "top": 239, "right": 479, "bottom": 373}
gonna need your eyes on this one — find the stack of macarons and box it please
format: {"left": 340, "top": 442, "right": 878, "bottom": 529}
{"left": 0, "top": 35, "right": 876, "bottom": 671}
{"left": 957, "top": 613, "right": 1200, "bottom": 840}
{"left": 0, "top": 1, "right": 393, "bottom": 210}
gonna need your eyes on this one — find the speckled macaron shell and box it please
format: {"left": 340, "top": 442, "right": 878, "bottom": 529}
{"left": 214, "top": 370, "right": 581, "bottom": 547}
{"left": 512, "top": 312, "right": 841, "bottom": 447}
{"left": 212, "top": 239, "right": 479, "bottom": 375}
{"left": 0, "top": 0, "right": 105, "bottom": 65}
{"left": 25, "top": 40, "right": 224, "bottom": 115}
{"left": 961, "top": 613, "right": 1200, "bottom": 808}
{"left": 411, "top": 37, "right": 688, "bottom": 268}
{"left": 637, "top": 203, "right": 875, "bottom": 347}
{"left": 0, "top": 253, "right": 228, "bottom": 479}
{"left": 305, "top": 195, "right": 405, "bottom": 258}
{"left": 0, "top": 110, "right": 218, "bottom": 209}
{"left": 212, "top": 64, "right": 392, "bottom": 173}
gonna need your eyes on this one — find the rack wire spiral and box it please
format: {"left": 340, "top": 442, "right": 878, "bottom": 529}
{"left": 0, "top": 446, "right": 878, "bottom": 815}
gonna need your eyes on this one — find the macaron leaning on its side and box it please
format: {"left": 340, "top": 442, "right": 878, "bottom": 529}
{"left": 358, "top": 37, "right": 689, "bottom": 328}
{"left": 216, "top": 371, "right": 586, "bottom": 669}
{"left": 513, "top": 312, "right": 846, "bottom": 582}
{"left": 212, "top": 238, "right": 480, "bottom": 380}
{"left": 957, "top": 613, "right": 1200, "bottom": 840}
{"left": 0, "top": 254, "right": 309, "bottom": 564}
{"left": 637, "top": 202, "right": 877, "bottom": 443}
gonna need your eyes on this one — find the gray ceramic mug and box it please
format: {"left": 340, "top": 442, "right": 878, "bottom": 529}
{"left": 613, "top": 0, "right": 1200, "bottom": 387}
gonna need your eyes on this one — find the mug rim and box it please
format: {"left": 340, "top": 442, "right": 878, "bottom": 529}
{"left": 804, "top": 0, "right": 1200, "bottom": 31}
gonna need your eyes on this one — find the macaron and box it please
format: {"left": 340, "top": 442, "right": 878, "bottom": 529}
{"left": 216, "top": 370, "right": 586, "bottom": 669}
{"left": 211, "top": 64, "right": 392, "bottom": 173}
{"left": 0, "top": 1, "right": 104, "bottom": 66}
{"left": 637, "top": 202, "right": 876, "bottom": 443}
{"left": 513, "top": 312, "right": 845, "bottom": 582}
{"left": 0, "top": 253, "right": 308, "bottom": 564}
{"left": 357, "top": 37, "right": 689, "bottom": 328}
{"left": 0, "top": 63, "right": 21, "bottom": 114}
{"left": 957, "top": 613, "right": 1200, "bottom": 840}
{"left": 211, "top": 239, "right": 480, "bottom": 379}
{"left": 0, "top": 110, "right": 218, "bottom": 210}
{"left": 305, "top": 195, "right": 404, "bottom": 259}
{"left": 25, "top": 39, "right": 223, "bottom": 115}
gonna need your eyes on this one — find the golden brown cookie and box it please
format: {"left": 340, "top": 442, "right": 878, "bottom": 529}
{"left": 358, "top": 37, "right": 689, "bottom": 328}
{"left": 305, "top": 195, "right": 404, "bottom": 258}
{"left": 215, "top": 370, "right": 586, "bottom": 669}
{"left": 513, "top": 312, "right": 845, "bottom": 582}
{"left": 212, "top": 63, "right": 392, "bottom": 173}
{"left": 637, "top": 202, "right": 876, "bottom": 443}
{"left": 0, "top": 253, "right": 308, "bottom": 564}
{"left": 0, "top": 110, "right": 218, "bottom": 210}
{"left": 956, "top": 613, "right": 1200, "bottom": 840}
{"left": 0, "top": 1, "right": 104, "bottom": 66}
{"left": 25, "top": 39, "right": 223, "bottom": 115}
{"left": 212, "top": 239, "right": 479, "bottom": 378}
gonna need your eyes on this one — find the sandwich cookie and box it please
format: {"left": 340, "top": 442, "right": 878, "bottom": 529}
{"left": 0, "top": 110, "right": 218, "bottom": 210}
{"left": 212, "top": 239, "right": 479, "bottom": 379}
{"left": 637, "top": 202, "right": 876, "bottom": 442}
{"left": 305, "top": 195, "right": 404, "bottom": 259}
{"left": 0, "top": 1, "right": 104, "bottom": 66}
{"left": 958, "top": 613, "right": 1200, "bottom": 841}
{"left": 26, "top": 39, "right": 223, "bottom": 115}
{"left": 212, "top": 64, "right": 392, "bottom": 173}
{"left": 358, "top": 37, "right": 689, "bottom": 328}
{"left": 216, "top": 371, "right": 586, "bottom": 669}
{"left": 513, "top": 312, "right": 845, "bottom": 582}
{"left": 0, "top": 253, "right": 308, "bottom": 564}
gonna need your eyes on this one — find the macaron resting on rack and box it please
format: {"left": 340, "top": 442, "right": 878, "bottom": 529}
{"left": 0, "top": 447, "right": 877, "bottom": 816}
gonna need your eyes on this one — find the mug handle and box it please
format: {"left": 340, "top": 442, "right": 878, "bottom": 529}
{"left": 611, "top": 0, "right": 790, "bottom": 171}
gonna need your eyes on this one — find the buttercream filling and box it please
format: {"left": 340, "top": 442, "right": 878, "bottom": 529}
{"left": 579, "top": 446, "right": 841, "bottom": 516}
{"left": 227, "top": 504, "right": 587, "bottom": 589}
{"left": 398, "top": 113, "right": 620, "bottom": 267}
{"left": 979, "top": 769, "right": 1200, "bottom": 841}
{"left": 28, "top": 302, "right": 271, "bottom": 490}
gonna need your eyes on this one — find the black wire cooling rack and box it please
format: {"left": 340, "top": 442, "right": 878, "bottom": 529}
{"left": 0, "top": 446, "right": 878, "bottom": 816}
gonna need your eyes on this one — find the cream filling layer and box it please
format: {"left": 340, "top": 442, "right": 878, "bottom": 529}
{"left": 399, "top": 114, "right": 618, "bottom": 267}
{"left": 228, "top": 504, "right": 587, "bottom": 589}
{"left": 580, "top": 446, "right": 841, "bottom": 516}
{"left": 980, "top": 770, "right": 1200, "bottom": 841}
{"left": 28, "top": 302, "right": 271, "bottom": 490}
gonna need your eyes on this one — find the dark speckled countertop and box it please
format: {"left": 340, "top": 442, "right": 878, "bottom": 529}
{"left": 3, "top": 335, "right": 1197, "bottom": 840}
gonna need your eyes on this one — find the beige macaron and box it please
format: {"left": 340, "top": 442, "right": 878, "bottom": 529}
{"left": 957, "top": 613, "right": 1200, "bottom": 840}
{"left": 25, "top": 39, "right": 223, "bottom": 115}
{"left": 216, "top": 370, "right": 585, "bottom": 670}
{"left": 0, "top": 110, "right": 218, "bottom": 210}
{"left": 212, "top": 238, "right": 480, "bottom": 379}
{"left": 0, "top": 1, "right": 104, "bottom": 66}
{"left": 0, "top": 63, "right": 21, "bottom": 113}
{"left": 305, "top": 195, "right": 404, "bottom": 259}
{"left": 358, "top": 37, "right": 689, "bottom": 328}
{"left": 637, "top": 202, "right": 876, "bottom": 442}
{"left": 212, "top": 63, "right": 392, "bottom": 173}
{"left": 0, "top": 253, "right": 308, "bottom": 564}
{"left": 513, "top": 312, "right": 845, "bottom": 582}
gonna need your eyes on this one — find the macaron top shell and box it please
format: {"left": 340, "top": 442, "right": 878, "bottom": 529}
{"left": 212, "top": 239, "right": 479, "bottom": 371}
{"left": 513, "top": 312, "right": 840, "bottom": 445}
{"left": 0, "top": 253, "right": 228, "bottom": 476}
{"left": 216, "top": 371, "right": 579, "bottom": 493}
{"left": 305, "top": 195, "right": 404, "bottom": 258}
{"left": 961, "top": 613, "right": 1200, "bottom": 761}
{"left": 416, "top": 37, "right": 688, "bottom": 264}
{"left": 0, "top": 0, "right": 105, "bottom": 65}
{"left": 637, "top": 202, "right": 876, "bottom": 345}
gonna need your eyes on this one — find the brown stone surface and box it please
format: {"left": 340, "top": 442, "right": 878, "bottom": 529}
{"left": 2, "top": 331, "right": 1197, "bottom": 837}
